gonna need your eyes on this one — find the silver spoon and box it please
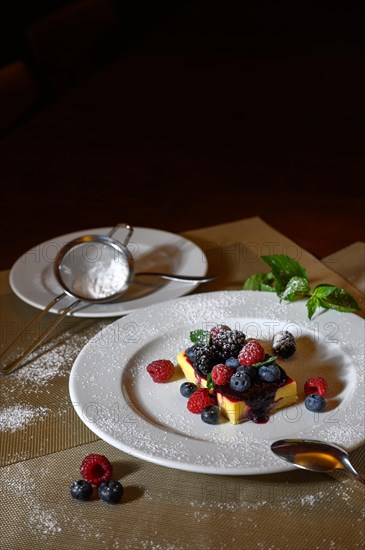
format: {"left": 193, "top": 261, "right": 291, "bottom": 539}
{"left": 271, "top": 438, "right": 365, "bottom": 485}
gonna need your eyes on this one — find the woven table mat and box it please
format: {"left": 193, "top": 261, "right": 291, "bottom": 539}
{"left": 1, "top": 217, "right": 364, "bottom": 550}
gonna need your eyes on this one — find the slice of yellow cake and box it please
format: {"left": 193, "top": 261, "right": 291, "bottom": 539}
{"left": 177, "top": 350, "right": 297, "bottom": 424}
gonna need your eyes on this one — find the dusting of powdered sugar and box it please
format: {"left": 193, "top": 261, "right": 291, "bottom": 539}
{"left": 4, "top": 322, "right": 107, "bottom": 395}
{"left": 73, "top": 259, "right": 130, "bottom": 299}
{"left": 0, "top": 405, "right": 49, "bottom": 432}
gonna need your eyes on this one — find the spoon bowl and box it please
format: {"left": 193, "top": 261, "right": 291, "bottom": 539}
{"left": 271, "top": 439, "right": 365, "bottom": 485}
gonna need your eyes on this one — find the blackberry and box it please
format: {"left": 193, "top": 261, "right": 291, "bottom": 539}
{"left": 210, "top": 324, "right": 231, "bottom": 343}
{"left": 213, "top": 329, "right": 246, "bottom": 359}
{"left": 192, "top": 344, "right": 221, "bottom": 377}
{"left": 272, "top": 331, "right": 296, "bottom": 358}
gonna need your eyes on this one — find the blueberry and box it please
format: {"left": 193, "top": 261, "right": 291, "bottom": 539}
{"left": 225, "top": 357, "right": 240, "bottom": 369}
{"left": 186, "top": 346, "right": 196, "bottom": 361}
{"left": 237, "top": 365, "right": 259, "bottom": 381}
{"left": 70, "top": 480, "right": 93, "bottom": 501}
{"left": 229, "top": 371, "right": 251, "bottom": 392}
{"left": 98, "top": 480, "right": 124, "bottom": 504}
{"left": 305, "top": 394, "right": 326, "bottom": 412}
{"left": 180, "top": 382, "right": 198, "bottom": 398}
{"left": 201, "top": 405, "right": 221, "bottom": 424}
{"left": 258, "top": 364, "right": 281, "bottom": 382}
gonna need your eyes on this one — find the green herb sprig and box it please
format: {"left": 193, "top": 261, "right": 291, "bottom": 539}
{"left": 243, "top": 254, "right": 360, "bottom": 320}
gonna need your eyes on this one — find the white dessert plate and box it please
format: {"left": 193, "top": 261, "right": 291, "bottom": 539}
{"left": 69, "top": 290, "right": 365, "bottom": 475}
{"left": 9, "top": 226, "right": 208, "bottom": 318}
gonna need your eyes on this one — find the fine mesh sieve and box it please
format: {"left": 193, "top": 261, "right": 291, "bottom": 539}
{"left": 0, "top": 224, "right": 134, "bottom": 374}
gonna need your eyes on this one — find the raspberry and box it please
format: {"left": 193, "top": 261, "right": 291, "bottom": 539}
{"left": 187, "top": 388, "right": 216, "bottom": 414}
{"left": 304, "top": 376, "right": 328, "bottom": 397}
{"left": 211, "top": 364, "right": 234, "bottom": 385}
{"left": 146, "top": 360, "right": 174, "bottom": 382}
{"left": 238, "top": 340, "right": 265, "bottom": 366}
{"left": 80, "top": 454, "right": 113, "bottom": 485}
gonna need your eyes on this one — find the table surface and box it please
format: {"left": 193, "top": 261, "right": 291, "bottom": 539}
{"left": 1, "top": 4, "right": 365, "bottom": 548}
{"left": 0, "top": 1, "right": 364, "bottom": 271}
{"left": 1, "top": 215, "right": 364, "bottom": 550}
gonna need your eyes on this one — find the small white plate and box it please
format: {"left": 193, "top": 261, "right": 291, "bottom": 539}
{"left": 9, "top": 226, "right": 208, "bottom": 318}
{"left": 69, "top": 290, "right": 365, "bottom": 475}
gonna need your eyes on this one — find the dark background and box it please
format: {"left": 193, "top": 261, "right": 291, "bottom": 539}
{"left": 0, "top": 1, "right": 364, "bottom": 270}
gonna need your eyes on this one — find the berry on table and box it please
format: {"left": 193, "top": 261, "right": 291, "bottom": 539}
{"left": 180, "top": 382, "right": 198, "bottom": 398}
{"left": 146, "top": 359, "right": 175, "bottom": 382}
{"left": 305, "top": 394, "right": 326, "bottom": 412}
{"left": 187, "top": 388, "right": 216, "bottom": 414}
{"left": 98, "top": 480, "right": 124, "bottom": 504}
{"left": 80, "top": 454, "right": 113, "bottom": 485}
{"left": 304, "top": 376, "right": 328, "bottom": 397}
{"left": 211, "top": 364, "right": 234, "bottom": 385}
{"left": 272, "top": 331, "right": 296, "bottom": 358}
{"left": 201, "top": 405, "right": 221, "bottom": 424}
{"left": 238, "top": 340, "right": 265, "bottom": 366}
{"left": 70, "top": 480, "right": 93, "bottom": 501}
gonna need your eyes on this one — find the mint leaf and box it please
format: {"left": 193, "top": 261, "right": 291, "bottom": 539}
{"left": 306, "top": 296, "right": 320, "bottom": 320}
{"left": 190, "top": 329, "right": 210, "bottom": 345}
{"left": 318, "top": 287, "right": 360, "bottom": 313}
{"left": 261, "top": 255, "right": 308, "bottom": 295}
{"left": 312, "top": 284, "right": 337, "bottom": 299}
{"left": 241, "top": 254, "right": 361, "bottom": 320}
{"left": 253, "top": 355, "right": 278, "bottom": 368}
{"left": 243, "top": 272, "right": 275, "bottom": 291}
{"left": 280, "top": 276, "right": 311, "bottom": 302}
{"left": 206, "top": 373, "right": 215, "bottom": 391}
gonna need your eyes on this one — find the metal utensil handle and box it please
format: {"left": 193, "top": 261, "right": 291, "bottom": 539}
{"left": 107, "top": 223, "right": 133, "bottom": 245}
{"left": 341, "top": 457, "right": 365, "bottom": 485}
{"left": 0, "top": 292, "right": 66, "bottom": 371}
{"left": 0, "top": 298, "right": 80, "bottom": 375}
{"left": 135, "top": 272, "right": 217, "bottom": 283}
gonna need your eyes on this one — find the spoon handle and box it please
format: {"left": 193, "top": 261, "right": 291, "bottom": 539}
{"left": 351, "top": 472, "right": 365, "bottom": 485}
{"left": 342, "top": 462, "right": 365, "bottom": 485}
{"left": 135, "top": 272, "right": 217, "bottom": 283}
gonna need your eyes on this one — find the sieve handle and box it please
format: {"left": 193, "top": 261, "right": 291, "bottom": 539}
{"left": 107, "top": 223, "right": 134, "bottom": 245}
{"left": 0, "top": 296, "right": 80, "bottom": 375}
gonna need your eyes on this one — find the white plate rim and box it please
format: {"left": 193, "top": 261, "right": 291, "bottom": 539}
{"left": 9, "top": 226, "right": 208, "bottom": 318}
{"left": 69, "top": 290, "right": 365, "bottom": 475}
